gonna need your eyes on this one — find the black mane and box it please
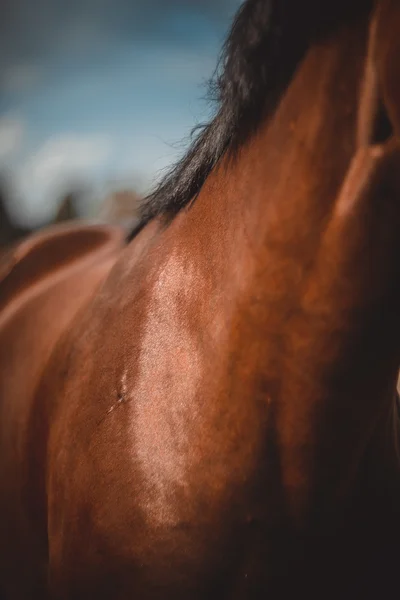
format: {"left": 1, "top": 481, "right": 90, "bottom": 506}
{"left": 139, "top": 0, "right": 372, "bottom": 224}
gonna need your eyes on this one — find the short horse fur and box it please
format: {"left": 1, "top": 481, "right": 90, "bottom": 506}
{"left": 1, "top": 0, "right": 400, "bottom": 598}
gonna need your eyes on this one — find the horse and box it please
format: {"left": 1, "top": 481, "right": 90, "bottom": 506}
{"left": 1, "top": 0, "right": 400, "bottom": 597}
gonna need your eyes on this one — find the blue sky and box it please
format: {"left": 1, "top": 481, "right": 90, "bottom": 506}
{"left": 0, "top": 0, "right": 242, "bottom": 225}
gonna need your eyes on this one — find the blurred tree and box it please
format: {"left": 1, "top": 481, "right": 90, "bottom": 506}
{"left": 54, "top": 190, "right": 81, "bottom": 223}
{"left": 0, "top": 182, "right": 31, "bottom": 247}
{"left": 98, "top": 189, "right": 141, "bottom": 231}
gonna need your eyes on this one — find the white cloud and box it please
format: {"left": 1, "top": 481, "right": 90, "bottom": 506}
{"left": 25, "top": 134, "right": 112, "bottom": 181}
{"left": 0, "top": 114, "right": 24, "bottom": 160}
{"left": 10, "top": 133, "right": 113, "bottom": 226}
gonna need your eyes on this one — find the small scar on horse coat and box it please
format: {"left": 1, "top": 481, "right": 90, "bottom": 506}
{"left": 96, "top": 391, "right": 128, "bottom": 426}
{"left": 97, "top": 371, "right": 131, "bottom": 425}
{"left": 106, "top": 391, "right": 126, "bottom": 416}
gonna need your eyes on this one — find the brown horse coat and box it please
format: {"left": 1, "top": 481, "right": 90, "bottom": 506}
{"left": 1, "top": 1, "right": 400, "bottom": 598}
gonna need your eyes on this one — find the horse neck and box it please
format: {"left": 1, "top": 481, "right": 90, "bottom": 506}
{"left": 173, "top": 7, "right": 400, "bottom": 527}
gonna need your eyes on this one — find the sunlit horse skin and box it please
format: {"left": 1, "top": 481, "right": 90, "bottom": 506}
{"left": 1, "top": 0, "right": 400, "bottom": 598}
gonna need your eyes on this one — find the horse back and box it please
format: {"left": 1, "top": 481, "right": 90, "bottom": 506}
{"left": 0, "top": 222, "right": 125, "bottom": 599}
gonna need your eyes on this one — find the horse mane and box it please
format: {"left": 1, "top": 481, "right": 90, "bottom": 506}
{"left": 139, "top": 0, "right": 373, "bottom": 224}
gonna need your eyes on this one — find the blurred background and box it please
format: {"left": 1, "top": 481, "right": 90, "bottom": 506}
{"left": 0, "top": 0, "right": 242, "bottom": 245}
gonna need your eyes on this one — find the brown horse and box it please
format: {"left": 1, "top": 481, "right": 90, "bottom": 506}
{"left": 1, "top": 0, "right": 400, "bottom": 597}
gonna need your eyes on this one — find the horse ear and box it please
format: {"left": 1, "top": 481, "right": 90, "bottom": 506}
{"left": 375, "top": 0, "right": 400, "bottom": 140}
